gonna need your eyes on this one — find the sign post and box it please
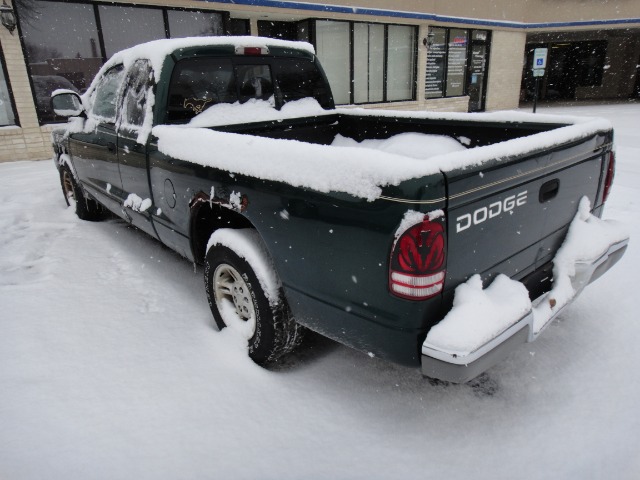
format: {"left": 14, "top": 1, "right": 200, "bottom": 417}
{"left": 532, "top": 48, "right": 548, "bottom": 113}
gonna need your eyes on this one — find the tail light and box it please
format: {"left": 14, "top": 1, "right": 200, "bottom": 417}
{"left": 602, "top": 151, "right": 616, "bottom": 203}
{"left": 389, "top": 215, "right": 446, "bottom": 300}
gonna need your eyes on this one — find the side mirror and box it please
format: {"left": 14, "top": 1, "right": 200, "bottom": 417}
{"left": 51, "top": 90, "right": 84, "bottom": 117}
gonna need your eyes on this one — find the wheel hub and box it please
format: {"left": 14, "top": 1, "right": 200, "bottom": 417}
{"left": 213, "top": 263, "right": 256, "bottom": 338}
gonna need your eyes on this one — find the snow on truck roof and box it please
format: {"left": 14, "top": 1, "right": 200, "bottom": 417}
{"left": 99, "top": 36, "right": 315, "bottom": 82}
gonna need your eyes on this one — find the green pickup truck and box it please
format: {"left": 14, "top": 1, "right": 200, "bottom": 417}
{"left": 51, "top": 36, "right": 628, "bottom": 383}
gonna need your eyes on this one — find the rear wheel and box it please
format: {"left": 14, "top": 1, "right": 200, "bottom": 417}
{"left": 59, "top": 165, "right": 104, "bottom": 221}
{"left": 204, "top": 229, "right": 303, "bottom": 365}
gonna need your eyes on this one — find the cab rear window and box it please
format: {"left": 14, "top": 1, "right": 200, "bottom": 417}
{"left": 166, "top": 56, "right": 333, "bottom": 124}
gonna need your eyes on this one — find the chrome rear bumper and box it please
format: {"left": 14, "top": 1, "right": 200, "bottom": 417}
{"left": 421, "top": 238, "right": 629, "bottom": 383}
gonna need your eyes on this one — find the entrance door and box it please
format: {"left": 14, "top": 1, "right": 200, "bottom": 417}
{"left": 467, "top": 30, "right": 490, "bottom": 112}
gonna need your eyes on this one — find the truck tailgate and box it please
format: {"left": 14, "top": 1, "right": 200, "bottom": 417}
{"left": 444, "top": 133, "right": 611, "bottom": 292}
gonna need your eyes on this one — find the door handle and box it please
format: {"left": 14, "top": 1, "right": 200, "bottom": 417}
{"left": 539, "top": 179, "right": 560, "bottom": 203}
{"left": 107, "top": 141, "right": 116, "bottom": 153}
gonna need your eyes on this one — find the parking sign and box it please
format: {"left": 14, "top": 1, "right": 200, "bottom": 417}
{"left": 533, "top": 48, "right": 548, "bottom": 70}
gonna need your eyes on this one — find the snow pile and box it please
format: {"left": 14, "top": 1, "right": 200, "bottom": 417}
{"left": 207, "top": 228, "right": 281, "bottom": 307}
{"left": 188, "top": 98, "right": 328, "bottom": 128}
{"left": 425, "top": 196, "right": 629, "bottom": 356}
{"left": 154, "top": 106, "right": 611, "bottom": 201}
{"left": 123, "top": 193, "right": 152, "bottom": 213}
{"left": 425, "top": 274, "right": 532, "bottom": 354}
{"left": 154, "top": 125, "right": 437, "bottom": 201}
{"left": 331, "top": 132, "right": 466, "bottom": 159}
{"left": 532, "top": 196, "right": 629, "bottom": 332}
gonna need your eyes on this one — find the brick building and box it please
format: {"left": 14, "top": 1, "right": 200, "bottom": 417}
{"left": 0, "top": 0, "right": 639, "bottom": 162}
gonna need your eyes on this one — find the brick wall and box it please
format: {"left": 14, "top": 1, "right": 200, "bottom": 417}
{"left": 485, "top": 30, "right": 527, "bottom": 111}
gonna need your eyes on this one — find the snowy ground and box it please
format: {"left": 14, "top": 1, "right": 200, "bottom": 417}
{"left": 1, "top": 103, "right": 639, "bottom": 479}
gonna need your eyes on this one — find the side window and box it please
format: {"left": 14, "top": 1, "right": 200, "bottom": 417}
{"left": 120, "top": 59, "right": 153, "bottom": 128}
{"left": 236, "top": 64, "right": 274, "bottom": 104}
{"left": 91, "top": 65, "right": 126, "bottom": 121}
{"left": 167, "top": 58, "right": 236, "bottom": 124}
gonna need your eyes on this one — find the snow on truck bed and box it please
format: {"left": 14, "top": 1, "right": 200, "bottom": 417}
{"left": 153, "top": 98, "right": 612, "bottom": 201}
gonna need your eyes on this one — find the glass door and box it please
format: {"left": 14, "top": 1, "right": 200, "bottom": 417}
{"left": 467, "top": 30, "right": 490, "bottom": 112}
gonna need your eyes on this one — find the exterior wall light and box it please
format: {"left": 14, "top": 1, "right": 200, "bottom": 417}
{"left": 0, "top": 1, "right": 17, "bottom": 34}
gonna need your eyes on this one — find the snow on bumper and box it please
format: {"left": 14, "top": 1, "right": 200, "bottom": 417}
{"left": 421, "top": 198, "right": 629, "bottom": 383}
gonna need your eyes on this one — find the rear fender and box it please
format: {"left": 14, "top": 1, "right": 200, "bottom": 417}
{"left": 189, "top": 191, "right": 254, "bottom": 264}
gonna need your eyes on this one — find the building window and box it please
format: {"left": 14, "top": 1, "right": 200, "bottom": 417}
{"left": 353, "top": 23, "right": 384, "bottom": 103}
{"left": 229, "top": 19, "right": 250, "bottom": 36}
{"left": 98, "top": 6, "right": 166, "bottom": 58}
{"left": 387, "top": 25, "right": 416, "bottom": 101}
{"left": 0, "top": 47, "right": 18, "bottom": 126}
{"left": 16, "top": 0, "right": 102, "bottom": 123}
{"left": 15, "top": 0, "right": 227, "bottom": 125}
{"left": 257, "top": 21, "right": 297, "bottom": 41}
{"left": 315, "top": 21, "right": 351, "bottom": 105}
{"left": 314, "top": 20, "right": 417, "bottom": 105}
{"left": 444, "top": 29, "right": 468, "bottom": 97}
{"left": 168, "top": 10, "right": 224, "bottom": 38}
{"left": 425, "top": 27, "right": 490, "bottom": 111}
{"left": 577, "top": 42, "right": 607, "bottom": 87}
{"left": 521, "top": 41, "right": 607, "bottom": 102}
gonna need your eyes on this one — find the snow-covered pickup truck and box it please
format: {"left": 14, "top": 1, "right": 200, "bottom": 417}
{"left": 51, "top": 37, "right": 628, "bottom": 383}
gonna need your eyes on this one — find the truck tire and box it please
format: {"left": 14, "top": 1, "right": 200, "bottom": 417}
{"left": 59, "top": 165, "right": 104, "bottom": 221}
{"left": 204, "top": 230, "right": 303, "bottom": 365}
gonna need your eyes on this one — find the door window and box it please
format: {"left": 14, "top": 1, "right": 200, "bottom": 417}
{"left": 91, "top": 65, "right": 126, "bottom": 122}
{"left": 120, "top": 60, "right": 153, "bottom": 128}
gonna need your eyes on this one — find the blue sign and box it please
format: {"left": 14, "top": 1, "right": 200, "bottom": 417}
{"left": 533, "top": 48, "right": 548, "bottom": 70}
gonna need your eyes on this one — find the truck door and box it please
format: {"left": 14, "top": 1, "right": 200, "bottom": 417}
{"left": 117, "top": 59, "right": 158, "bottom": 238}
{"left": 68, "top": 65, "right": 125, "bottom": 213}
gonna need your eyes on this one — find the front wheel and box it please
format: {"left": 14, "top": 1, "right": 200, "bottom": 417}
{"left": 204, "top": 229, "right": 303, "bottom": 365}
{"left": 59, "top": 164, "right": 104, "bottom": 221}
